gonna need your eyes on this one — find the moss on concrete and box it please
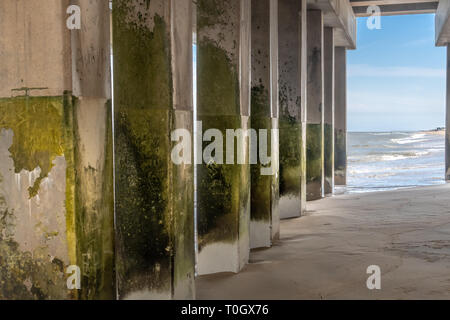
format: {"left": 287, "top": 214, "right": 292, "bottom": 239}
{"left": 113, "top": 0, "right": 194, "bottom": 298}
{"left": 197, "top": 39, "right": 240, "bottom": 116}
{"left": 324, "top": 123, "right": 333, "bottom": 193}
{"left": 0, "top": 96, "right": 67, "bottom": 199}
{"left": 114, "top": 106, "right": 172, "bottom": 297}
{"left": 0, "top": 95, "right": 73, "bottom": 299}
{"left": 250, "top": 85, "right": 272, "bottom": 222}
{"left": 171, "top": 112, "right": 195, "bottom": 297}
{"left": 0, "top": 93, "right": 115, "bottom": 300}
{"left": 72, "top": 99, "right": 115, "bottom": 300}
{"left": 334, "top": 128, "right": 346, "bottom": 173}
{"left": 0, "top": 209, "right": 68, "bottom": 300}
{"left": 197, "top": 0, "right": 229, "bottom": 30}
{"left": 250, "top": 120, "right": 272, "bottom": 222}
{"left": 279, "top": 117, "right": 302, "bottom": 197}
{"left": 197, "top": 115, "right": 243, "bottom": 248}
{"left": 334, "top": 128, "right": 346, "bottom": 184}
{"left": 197, "top": 0, "right": 247, "bottom": 250}
{"left": 306, "top": 123, "right": 323, "bottom": 183}
{"left": 113, "top": 2, "right": 172, "bottom": 112}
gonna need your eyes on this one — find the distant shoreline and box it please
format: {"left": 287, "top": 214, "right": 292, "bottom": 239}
{"left": 348, "top": 128, "right": 445, "bottom": 135}
{"left": 420, "top": 128, "right": 445, "bottom": 136}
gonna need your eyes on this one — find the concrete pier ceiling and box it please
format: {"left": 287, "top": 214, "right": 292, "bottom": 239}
{"left": 350, "top": 0, "right": 439, "bottom": 16}
{"left": 2, "top": 0, "right": 450, "bottom": 301}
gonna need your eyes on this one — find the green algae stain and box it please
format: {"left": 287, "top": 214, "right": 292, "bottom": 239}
{"left": 0, "top": 174, "right": 68, "bottom": 300}
{"left": 324, "top": 123, "right": 334, "bottom": 182}
{"left": 197, "top": 1, "right": 245, "bottom": 248}
{"left": 113, "top": 2, "right": 172, "bottom": 111}
{"left": 197, "top": 115, "right": 242, "bottom": 248}
{"left": 72, "top": 99, "right": 115, "bottom": 300}
{"left": 171, "top": 112, "right": 195, "bottom": 298}
{"left": 115, "top": 107, "right": 172, "bottom": 296}
{"left": 197, "top": 39, "right": 240, "bottom": 116}
{"left": 113, "top": 1, "right": 178, "bottom": 297}
{"left": 250, "top": 85, "right": 272, "bottom": 222}
{"left": 279, "top": 118, "right": 302, "bottom": 197}
{"left": 0, "top": 211, "right": 68, "bottom": 300}
{"left": 251, "top": 84, "right": 271, "bottom": 118}
{"left": 0, "top": 94, "right": 76, "bottom": 300}
{"left": 0, "top": 96, "right": 67, "bottom": 199}
{"left": 197, "top": 0, "right": 229, "bottom": 30}
{"left": 306, "top": 123, "right": 323, "bottom": 183}
{"left": 114, "top": 1, "right": 195, "bottom": 298}
{"left": 334, "top": 128, "right": 346, "bottom": 173}
{"left": 0, "top": 94, "right": 115, "bottom": 300}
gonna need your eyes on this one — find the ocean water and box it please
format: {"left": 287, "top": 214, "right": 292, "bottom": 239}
{"left": 340, "top": 131, "right": 446, "bottom": 194}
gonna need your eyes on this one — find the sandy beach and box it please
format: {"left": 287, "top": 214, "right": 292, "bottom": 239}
{"left": 421, "top": 129, "right": 445, "bottom": 136}
{"left": 196, "top": 184, "right": 450, "bottom": 300}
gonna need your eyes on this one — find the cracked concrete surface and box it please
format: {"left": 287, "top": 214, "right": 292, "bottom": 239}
{"left": 196, "top": 184, "right": 450, "bottom": 299}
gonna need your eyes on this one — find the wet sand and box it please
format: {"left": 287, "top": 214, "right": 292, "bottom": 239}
{"left": 196, "top": 184, "right": 450, "bottom": 299}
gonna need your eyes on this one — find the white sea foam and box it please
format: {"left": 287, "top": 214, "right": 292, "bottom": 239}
{"left": 346, "top": 131, "right": 445, "bottom": 194}
{"left": 390, "top": 133, "right": 427, "bottom": 145}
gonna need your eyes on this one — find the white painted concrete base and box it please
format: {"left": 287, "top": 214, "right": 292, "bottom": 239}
{"left": 250, "top": 220, "right": 271, "bottom": 249}
{"left": 122, "top": 289, "right": 171, "bottom": 300}
{"left": 279, "top": 196, "right": 301, "bottom": 219}
{"left": 198, "top": 242, "right": 239, "bottom": 275}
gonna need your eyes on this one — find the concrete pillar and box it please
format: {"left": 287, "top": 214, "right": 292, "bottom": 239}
{"left": 324, "top": 27, "right": 335, "bottom": 195}
{"left": 113, "top": 0, "right": 195, "bottom": 299}
{"left": 335, "top": 47, "right": 347, "bottom": 185}
{"left": 250, "top": 0, "right": 279, "bottom": 248}
{"left": 278, "top": 0, "right": 307, "bottom": 219}
{"left": 196, "top": 0, "right": 251, "bottom": 274}
{"left": 306, "top": 9, "right": 325, "bottom": 201}
{"left": 447, "top": 44, "right": 450, "bottom": 181}
{"left": 0, "top": 0, "right": 114, "bottom": 299}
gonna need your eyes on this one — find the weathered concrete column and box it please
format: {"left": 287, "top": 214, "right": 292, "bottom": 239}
{"left": 0, "top": 0, "right": 114, "bottom": 299}
{"left": 278, "top": 0, "right": 307, "bottom": 219}
{"left": 197, "top": 0, "right": 251, "bottom": 274}
{"left": 250, "top": 0, "right": 279, "bottom": 248}
{"left": 306, "top": 9, "right": 325, "bottom": 201}
{"left": 324, "top": 27, "right": 335, "bottom": 195}
{"left": 447, "top": 44, "right": 450, "bottom": 180}
{"left": 113, "top": 0, "right": 195, "bottom": 299}
{"left": 335, "top": 47, "right": 347, "bottom": 185}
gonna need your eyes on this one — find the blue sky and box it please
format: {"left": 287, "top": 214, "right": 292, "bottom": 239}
{"left": 348, "top": 14, "right": 446, "bottom": 132}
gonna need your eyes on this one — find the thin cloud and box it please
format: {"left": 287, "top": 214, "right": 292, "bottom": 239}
{"left": 348, "top": 90, "right": 444, "bottom": 114}
{"left": 401, "top": 37, "right": 433, "bottom": 47}
{"left": 348, "top": 64, "right": 445, "bottom": 78}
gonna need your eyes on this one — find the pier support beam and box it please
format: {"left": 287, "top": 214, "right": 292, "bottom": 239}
{"left": 250, "top": 0, "right": 279, "bottom": 248}
{"left": 278, "top": 0, "right": 307, "bottom": 219}
{"left": 306, "top": 10, "right": 325, "bottom": 201}
{"left": 113, "top": 0, "right": 195, "bottom": 299}
{"left": 324, "top": 27, "right": 335, "bottom": 195}
{"left": 197, "top": 0, "right": 251, "bottom": 274}
{"left": 447, "top": 44, "right": 450, "bottom": 180}
{"left": 335, "top": 47, "right": 347, "bottom": 185}
{"left": 0, "top": 0, "right": 114, "bottom": 299}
